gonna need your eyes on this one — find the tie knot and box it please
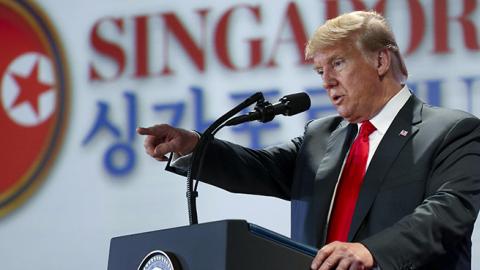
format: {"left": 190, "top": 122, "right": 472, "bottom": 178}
{"left": 359, "top": 120, "right": 376, "bottom": 139}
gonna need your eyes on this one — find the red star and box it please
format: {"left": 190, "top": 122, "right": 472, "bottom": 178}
{"left": 11, "top": 59, "right": 53, "bottom": 116}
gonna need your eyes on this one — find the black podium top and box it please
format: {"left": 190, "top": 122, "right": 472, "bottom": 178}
{"left": 108, "top": 220, "right": 316, "bottom": 270}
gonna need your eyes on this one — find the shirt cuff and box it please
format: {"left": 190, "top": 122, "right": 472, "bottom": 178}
{"left": 170, "top": 152, "right": 193, "bottom": 171}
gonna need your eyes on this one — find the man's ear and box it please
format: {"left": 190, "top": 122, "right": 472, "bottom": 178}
{"left": 377, "top": 48, "right": 391, "bottom": 78}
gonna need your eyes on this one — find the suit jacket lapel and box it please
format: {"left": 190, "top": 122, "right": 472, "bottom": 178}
{"left": 348, "top": 95, "right": 423, "bottom": 241}
{"left": 313, "top": 121, "right": 357, "bottom": 246}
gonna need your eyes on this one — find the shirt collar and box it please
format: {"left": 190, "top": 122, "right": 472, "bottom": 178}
{"left": 364, "top": 85, "right": 411, "bottom": 135}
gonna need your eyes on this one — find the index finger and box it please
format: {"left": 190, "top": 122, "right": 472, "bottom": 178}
{"left": 136, "top": 126, "right": 154, "bottom": 136}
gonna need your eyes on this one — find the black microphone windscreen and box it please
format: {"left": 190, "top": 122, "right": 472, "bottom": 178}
{"left": 281, "top": 92, "right": 311, "bottom": 116}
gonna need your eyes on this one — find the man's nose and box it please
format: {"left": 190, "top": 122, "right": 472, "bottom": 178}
{"left": 322, "top": 70, "right": 338, "bottom": 89}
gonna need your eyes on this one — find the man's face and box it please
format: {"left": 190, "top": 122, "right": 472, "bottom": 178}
{"left": 313, "top": 43, "right": 385, "bottom": 123}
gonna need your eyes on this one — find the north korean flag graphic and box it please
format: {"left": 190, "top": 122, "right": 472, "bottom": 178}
{"left": 0, "top": 2, "right": 68, "bottom": 217}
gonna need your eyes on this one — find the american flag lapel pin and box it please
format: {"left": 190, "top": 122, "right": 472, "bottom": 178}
{"left": 399, "top": 130, "right": 408, "bottom": 136}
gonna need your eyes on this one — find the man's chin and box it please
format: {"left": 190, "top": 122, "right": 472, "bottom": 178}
{"left": 339, "top": 113, "right": 361, "bottom": 124}
{"left": 337, "top": 109, "right": 350, "bottom": 121}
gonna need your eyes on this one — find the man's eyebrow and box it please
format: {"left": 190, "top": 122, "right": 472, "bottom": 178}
{"left": 314, "top": 53, "right": 344, "bottom": 70}
{"left": 330, "top": 53, "right": 345, "bottom": 61}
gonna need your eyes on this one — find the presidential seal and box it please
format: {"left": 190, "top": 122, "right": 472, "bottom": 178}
{"left": 138, "top": 250, "right": 180, "bottom": 270}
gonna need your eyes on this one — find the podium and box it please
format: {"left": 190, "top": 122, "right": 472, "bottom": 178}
{"left": 108, "top": 220, "right": 316, "bottom": 270}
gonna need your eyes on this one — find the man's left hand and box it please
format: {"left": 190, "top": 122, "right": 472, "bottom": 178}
{"left": 311, "top": 241, "right": 375, "bottom": 270}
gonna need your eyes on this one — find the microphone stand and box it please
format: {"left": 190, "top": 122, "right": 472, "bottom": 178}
{"left": 186, "top": 92, "right": 265, "bottom": 225}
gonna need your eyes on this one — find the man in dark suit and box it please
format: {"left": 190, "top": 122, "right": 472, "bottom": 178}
{"left": 137, "top": 11, "right": 480, "bottom": 270}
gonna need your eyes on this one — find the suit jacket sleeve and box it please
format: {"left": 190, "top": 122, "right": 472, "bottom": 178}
{"left": 166, "top": 133, "right": 305, "bottom": 200}
{"left": 361, "top": 116, "right": 480, "bottom": 269}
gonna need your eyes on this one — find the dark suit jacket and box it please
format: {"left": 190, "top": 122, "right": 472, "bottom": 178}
{"left": 168, "top": 95, "right": 480, "bottom": 270}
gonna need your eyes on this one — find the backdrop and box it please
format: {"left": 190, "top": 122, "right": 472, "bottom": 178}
{"left": 1, "top": 0, "right": 480, "bottom": 269}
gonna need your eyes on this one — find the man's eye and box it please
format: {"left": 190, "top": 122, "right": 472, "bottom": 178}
{"left": 332, "top": 59, "right": 345, "bottom": 69}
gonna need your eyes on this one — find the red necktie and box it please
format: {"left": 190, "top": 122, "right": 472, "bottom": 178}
{"left": 326, "top": 120, "right": 376, "bottom": 243}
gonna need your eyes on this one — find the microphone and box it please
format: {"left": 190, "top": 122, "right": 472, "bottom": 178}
{"left": 225, "top": 92, "right": 311, "bottom": 126}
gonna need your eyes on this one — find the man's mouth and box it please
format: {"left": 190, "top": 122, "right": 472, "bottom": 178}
{"left": 332, "top": 95, "right": 344, "bottom": 105}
